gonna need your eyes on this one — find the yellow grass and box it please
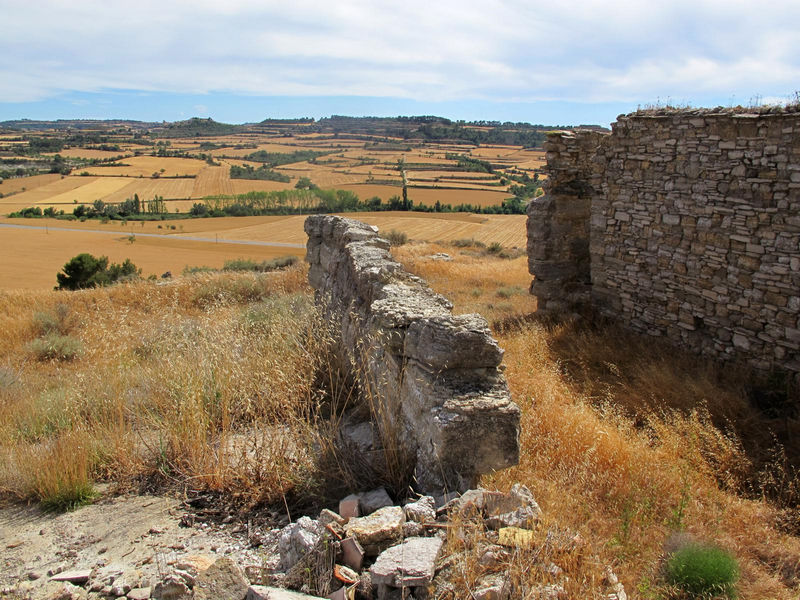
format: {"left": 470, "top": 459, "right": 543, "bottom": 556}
{"left": 392, "top": 242, "right": 800, "bottom": 599}
{"left": 81, "top": 156, "right": 206, "bottom": 177}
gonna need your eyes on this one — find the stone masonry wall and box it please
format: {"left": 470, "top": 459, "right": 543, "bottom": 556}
{"left": 528, "top": 107, "right": 800, "bottom": 374}
{"left": 305, "top": 215, "right": 520, "bottom": 494}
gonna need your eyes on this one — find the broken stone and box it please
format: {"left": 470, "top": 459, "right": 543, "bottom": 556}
{"left": 279, "top": 516, "right": 323, "bottom": 570}
{"left": 497, "top": 527, "right": 536, "bottom": 549}
{"left": 333, "top": 565, "right": 359, "bottom": 585}
{"left": 402, "top": 521, "right": 425, "bottom": 537}
{"left": 338, "top": 495, "right": 360, "bottom": 520}
{"left": 484, "top": 484, "right": 541, "bottom": 529}
{"left": 344, "top": 506, "right": 405, "bottom": 556}
{"left": 319, "top": 509, "right": 346, "bottom": 528}
{"left": 41, "top": 581, "right": 88, "bottom": 600}
{"left": 403, "top": 496, "right": 436, "bottom": 523}
{"left": 174, "top": 555, "right": 215, "bottom": 576}
{"left": 151, "top": 575, "right": 191, "bottom": 600}
{"left": 370, "top": 536, "right": 443, "bottom": 589}
{"left": 359, "top": 488, "right": 393, "bottom": 515}
{"left": 127, "top": 588, "right": 152, "bottom": 600}
{"left": 51, "top": 569, "right": 92, "bottom": 585}
{"left": 340, "top": 537, "right": 365, "bottom": 571}
{"left": 472, "top": 574, "right": 509, "bottom": 600}
{"left": 246, "top": 586, "right": 327, "bottom": 599}
{"left": 478, "top": 544, "right": 508, "bottom": 569}
{"left": 194, "top": 557, "right": 249, "bottom": 600}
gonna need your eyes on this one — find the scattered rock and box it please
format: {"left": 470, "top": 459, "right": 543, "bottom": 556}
{"left": 339, "top": 537, "right": 365, "bottom": 571}
{"left": 51, "top": 569, "right": 92, "bottom": 585}
{"left": 401, "top": 521, "right": 425, "bottom": 537}
{"left": 151, "top": 575, "right": 191, "bottom": 600}
{"left": 246, "top": 586, "right": 327, "bottom": 599}
{"left": 359, "top": 488, "right": 393, "bottom": 515}
{"left": 427, "top": 253, "right": 452, "bottom": 261}
{"left": 403, "top": 496, "right": 435, "bottom": 524}
{"left": 279, "top": 517, "right": 323, "bottom": 570}
{"left": 344, "top": 506, "right": 405, "bottom": 556}
{"left": 193, "top": 557, "right": 249, "bottom": 600}
{"left": 318, "top": 509, "right": 345, "bottom": 528}
{"left": 338, "top": 495, "right": 361, "bottom": 520}
{"left": 127, "top": 588, "right": 152, "bottom": 600}
{"left": 484, "top": 484, "right": 541, "bottom": 530}
{"left": 532, "top": 584, "right": 566, "bottom": 599}
{"left": 472, "top": 573, "right": 508, "bottom": 600}
{"left": 497, "top": 527, "right": 536, "bottom": 549}
{"left": 370, "top": 536, "right": 443, "bottom": 589}
{"left": 41, "top": 580, "right": 89, "bottom": 600}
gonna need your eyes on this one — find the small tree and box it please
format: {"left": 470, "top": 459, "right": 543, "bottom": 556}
{"left": 56, "top": 253, "right": 141, "bottom": 290}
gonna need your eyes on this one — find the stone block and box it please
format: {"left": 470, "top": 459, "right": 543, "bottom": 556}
{"left": 369, "top": 536, "right": 443, "bottom": 588}
{"left": 344, "top": 506, "right": 405, "bottom": 556}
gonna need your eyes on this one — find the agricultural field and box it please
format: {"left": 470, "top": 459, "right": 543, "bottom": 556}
{"left": 0, "top": 210, "right": 526, "bottom": 289}
{"left": 0, "top": 116, "right": 547, "bottom": 289}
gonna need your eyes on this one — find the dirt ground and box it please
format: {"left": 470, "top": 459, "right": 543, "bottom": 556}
{"left": 0, "top": 489, "right": 281, "bottom": 598}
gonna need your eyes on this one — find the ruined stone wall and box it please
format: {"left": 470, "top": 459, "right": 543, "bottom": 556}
{"left": 529, "top": 107, "right": 800, "bottom": 374}
{"left": 305, "top": 215, "right": 520, "bottom": 494}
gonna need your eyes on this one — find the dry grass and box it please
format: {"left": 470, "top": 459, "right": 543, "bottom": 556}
{"left": 0, "top": 265, "right": 326, "bottom": 509}
{"left": 393, "top": 242, "right": 800, "bottom": 600}
{"left": 80, "top": 156, "right": 207, "bottom": 178}
{"left": 0, "top": 228, "right": 798, "bottom": 597}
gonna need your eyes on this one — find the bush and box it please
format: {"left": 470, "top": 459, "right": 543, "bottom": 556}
{"left": 384, "top": 229, "right": 408, "bottom": 246}
{"left": 222, "top": 256, "right": 298, "bottom": 273}
{"left": 487, "top": 241, "right": 504, "bottom": 254}
{"left": 32, "top": 304, "right": 70, "bottom": 335}
{"left": 56, "top": 253, "right": 140, "bottom": 290}
{"left": 665, "top": 542, "right": 739, "bottom": 598}
{"left": 27, "top": 334, "right": 83, "bottom": 361}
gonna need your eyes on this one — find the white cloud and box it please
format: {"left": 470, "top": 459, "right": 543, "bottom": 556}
{"left": 1, "top": 0, "right": 799, "bottom": 105}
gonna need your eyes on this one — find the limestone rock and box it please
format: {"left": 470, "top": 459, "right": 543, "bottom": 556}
{"left": 41, "top": 581, "right": 89, "bottom": 600}
{"left": 246, "top": 585, "right": 327, "bottom": 599}
{"left": 194, "top": 557, "right": 249, "bottom": 600}
{"left": 403, "top": 496, "right": 435, "bottom": 524}
{"left": 344, "top": 506, "right": 405, "bottom": 556}
{"left": 51, "top": 569, "right": 92, "bottom": 585}
{"left": 370, "top": 536, "right": 443, "bottom": 588}
{"left": 359, "top": 488, "right": 393, "bottom": 515}
{"left": 151, "top": 574, "right": 191, "bottom": 600}
{"left": 127, "top": 588, "right": 152, "bottom": 600}
{"left": 279, "top": 516, "right": 323, "bottom": 570}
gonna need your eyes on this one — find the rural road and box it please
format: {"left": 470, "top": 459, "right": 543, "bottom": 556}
{"left": 0, "top": 222, "right": 307, "bottom": 249}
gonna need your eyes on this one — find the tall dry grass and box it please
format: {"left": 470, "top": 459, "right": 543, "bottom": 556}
{"left": 394, "top": 241, "right": 800, "bottom": 599}
{"left": 0, "top": 264, "right": 329, "bottom": 509}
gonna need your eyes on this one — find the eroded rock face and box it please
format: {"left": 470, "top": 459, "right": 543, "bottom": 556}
{"left": 305, "top": 215, "right": 520, "bottom": 493}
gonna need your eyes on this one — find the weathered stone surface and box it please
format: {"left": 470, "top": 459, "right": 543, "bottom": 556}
{"left": 51, "top": 569, "right": 92, "bottom": 585}
{"left": 370, "top": 536, "right": 443, "bottom": 588}
{"left": 403, "top": 496, "right": 436, "bottom": 524}
{"left": 340, "top": 537, "right": 365, "bottom": 571}
{"left": 359, "top": 488, "right": 393, "bottom": 514}
{"left": 246, "top": 586, "right": 327, "bottom": 599}
{"left": 279, "top": 517, "right": 323, "bottom": 570}
{"left": 529, "top": 110, "right": 800, "bottom": 378}
{"left": 193, "top": 557, "right": 249, "bottom": 600}
{"left": 338, "top": 495, "right": 360, "bottom": 520}
{"left": 41, "top": 581, "right": 88, "bottom": 600}
{"left": 152, "top": 577, "right": 191, "bottom": 600}
{"left": 305, "top": 215, "right": 521, "bottom": 493}
{"left": 127, "top": 588, "right": 152, "bottom": 600}
{"left": 344, "top": 506, "right": 405, "bottom": 556}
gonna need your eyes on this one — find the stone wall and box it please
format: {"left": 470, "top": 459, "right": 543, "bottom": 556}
{"left": 528, "top": 107, "right": 800, "bottom": 374}
{"left": 305, "top": 215, "right": 520, "bottom": 494}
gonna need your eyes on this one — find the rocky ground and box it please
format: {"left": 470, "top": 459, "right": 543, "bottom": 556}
{"left": 0, "top": 484, "right": 617, "bottom": 600}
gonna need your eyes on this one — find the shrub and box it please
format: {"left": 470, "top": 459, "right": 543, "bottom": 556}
{"left": 56, "top": 253, "right": 140, "bottom": 290}
{"left": 27, "top": 333, "right": 83, "bottom": 361}
{"left": 223, "top": 256, "right": 298, "bottom": 273}
{"left": 665, "top": 542, "right": 739, "bottom": 598}
{"left": 385, "top": 229, "right": 408, "bottom": 246}
{"left": 32, "top": 304, "right": 70, "bottom": 335}
{"left": 487, "top": 241, "right": 504, "bottom": 254}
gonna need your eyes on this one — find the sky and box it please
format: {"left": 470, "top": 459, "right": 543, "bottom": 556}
{"left": 1, "top": 0, "right": 799, "bottom": 127}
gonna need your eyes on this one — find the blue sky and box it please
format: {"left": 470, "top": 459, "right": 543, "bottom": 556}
{"left": 1, "top": 0, "right": 798, "bottom": 127}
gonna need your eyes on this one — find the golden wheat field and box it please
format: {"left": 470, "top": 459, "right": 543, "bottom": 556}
{"left": 80, "top": 156, "right": 207, "bottom": 177}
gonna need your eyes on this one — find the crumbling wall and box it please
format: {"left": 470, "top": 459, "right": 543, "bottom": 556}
{"left": 305, "top": 215, "right": 520, "bottom": 494}
{"left": 528, "top": 107, "right": 800, "bottom": 374}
